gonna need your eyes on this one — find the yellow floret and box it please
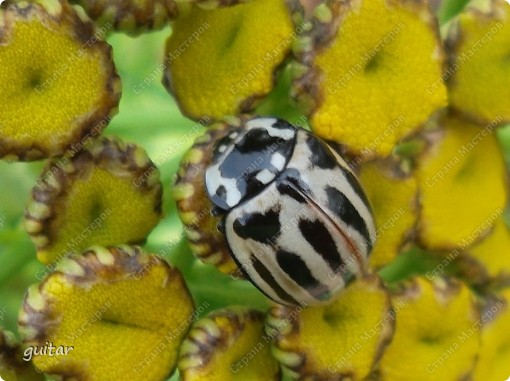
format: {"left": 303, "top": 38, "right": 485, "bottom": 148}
{"left": 18, "top": 246, "right": 195, "bottom": 381}
{"left": 294, "top": 0, "right": 446, "bottom": 156}
{"left": 267, "top": 275, "right": 392, "bottom": 380}
{"left": 179, "top": 307, "right": 280, "bottom": 381}
{"left": 358, "top": 159, "right": 418, "bottom": 268}
{"left": 378, "top": 278, "right": 479, "bottom": 381}
{"left": 415, "top": 117, "right": 507, "bottom": 250}
{"left": 0, "top": 1, "right": 120, "bottom": 161}
{"left": 163, "top": 0, "right": 297, "bottom": 121}
{"left": 447, "top": 0, "right": 510, "bottom": 124}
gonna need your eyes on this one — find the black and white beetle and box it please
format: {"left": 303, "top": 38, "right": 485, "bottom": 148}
{"left": 205, "top": 117, "right": 376, "bottom": 306}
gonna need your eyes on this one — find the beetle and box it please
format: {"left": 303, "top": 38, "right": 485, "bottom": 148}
{"left": 205, "top": 117, "right": 376, "bottom": 306}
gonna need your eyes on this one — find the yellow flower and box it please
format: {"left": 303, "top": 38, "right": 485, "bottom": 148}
{"left": 464, "top": 218, "right": 510, "bottom": 285}
{"left": 178, "top": 307, "right": 280, "bottom": 381}
{"left": 378, "top": 277, "right": 479, "bottom": 381}
{"left": 267, "top": 275, "right": 392, "bottom": 380}
{"left": 163, "top": 0, "right": 298, "bottom": 121}
{"left": 415, "top": 116, "right": 507, "bottom": 250}
{"left": 293, "top": 0, "right": 447, "bottom": 157}
{"left": 18, "top": 245, "right": 195, "bottom": 381}
{"left": 358, "top": 158, "right": 418, "bottom": 268}
{"left": 0, "top": 0, "right": 121, "bottom": 161}
{"left": 70, "top": 0, "right": 179, "bottom": 35}
{"left": 24, "top": 137, "right": 163, "bottom": 265}
{"left": 446, "top": 0, "right": 510, "bottom": 125}
{"left": 472, "top": 289, "right": 510, "bottom": 381}
{"left": 0, "top": 329, "right": 44, "bottom": 381}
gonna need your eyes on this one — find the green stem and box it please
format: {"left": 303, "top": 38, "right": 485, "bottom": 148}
{"left": 378, "top": 247, "right": 442, "bottom": 284}
{"left": 166, "top": 238, "right": 197, "bottom": 276}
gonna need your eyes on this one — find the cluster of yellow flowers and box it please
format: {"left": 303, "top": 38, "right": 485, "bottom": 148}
{"left": 0, "top": 0, "right": 509, "bottom": 380}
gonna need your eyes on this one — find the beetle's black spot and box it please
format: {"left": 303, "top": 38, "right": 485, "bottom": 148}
{"left": 343, "top": 170, "right": 372, "bottom": 213}
{"left": 247, "top": 254, "right": 299, "bottom": 305}
{"left": 271, "top": 119, "right": 296, "bottom": 131}
{"left": 276, "top": 250, "right": 330, "bottom": 300}
{"left": 233, "top": 210, "right": 281, "bottom": 246}
{"left": 212, "top": 133, "right": 237, "bottom": 160}
{"left": 299, "top": 219, "right": 343, "bottom": 272}
{"left": 244, "top": 176, "right": 266, "bottom": 199}
{"left": 215, "top": 185, "right": 227, "bottom": 202}
{"left": 276, "top": 181, "right": 306, "bottom": 204}
{"left": 236, "top": 128, "right": 277, "bottom": 153}
{"left": 306, "top": 136, "right": 337, "bottom": 170}
{"left": 325, "top": 186, "right": 372, "bottom": 250}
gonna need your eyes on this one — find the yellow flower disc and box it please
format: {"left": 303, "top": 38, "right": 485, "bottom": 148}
{"left": 0, "top": 1, "right": 121, "bottom": 161}
{"left": 163, "top": 0, "right": 299, "bottom": 121}
{"left": 178, "top": 307, "right": 280, "bottom": 381}
{"left": 358, "top": 159, "right": 418, "bottom": 268}
{"left": 70, "top": 0, "right": 179, "bottom": 35}
{"left": 24, "top": 136, "right": 163, "bottom": 266}
{"left": 378, "top": 278, "right": 479, "bottom": 381}
{"left": 173, "top": 119, "right": 240, "bottom": 275}
{"left": 472, "top": 289, "right": 510, "bottom": 381}
{"left": 18, "top": 245, "right": 195, "bottom": 381}
{"left": 1, "top": 329, "right": 44, "bottom": 381}
{"left": 415, "top": 117, "right": 507, "bottom": 250}
{"left": 464, "top": 218, "right": 510, "bottom": 285}
{"left": 446, "top": 0, "right": 510, "bottom": 125}
{"left": 267, "top": 275, "right": 392, "bottom": 380}
{"left": 293, "top": 0, "right": 447, "bottom": 157}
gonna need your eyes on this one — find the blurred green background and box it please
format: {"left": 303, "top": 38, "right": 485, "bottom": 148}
{"left": 1, "top": 1, "right": 510, "bottom": 379}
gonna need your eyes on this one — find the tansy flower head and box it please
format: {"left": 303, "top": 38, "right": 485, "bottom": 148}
{"left": 266, "top": 275, "right": 393, "bottom": 380}
{"left": 162, "top": 0, "right": 300, "bottom": 121}
{"left": 445, "top": 0, "right": 510, "bottom": 125}
{"left": 0, "top": 0, "right": 121, "bottom": 161}
{"left": 18, "top": 245, "right": 195, "bottom": 381}
{"left": 378, "top": 277, "right": 480, "bottom": 381}
{"left": 24, "top": 136, "right": 163, "bottom": 265}
{"left": 415, "top": 116, "right": 508, "bottom": 250}
{"left": 292, "top": 0, "right": 447, "bottom": 157}
{"left": 178, "top": 307, "right": 281, "bottom": 381}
